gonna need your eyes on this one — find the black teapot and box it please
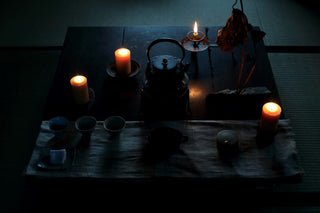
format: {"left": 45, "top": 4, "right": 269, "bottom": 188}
{"left": 141, "top": 38, "right": 190, "bottom": 120}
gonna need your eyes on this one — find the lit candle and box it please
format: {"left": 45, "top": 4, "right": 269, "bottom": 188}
{"left": 70, "top": 75, "right": 89, "bottom": 104}
{"left": 259, "top": 102, "right": 282, "bottom": 132}
{"left": 193, "top": 21, "right": 198, "bottom": 36}
{"left": 115, "top": 48, "right": 131, "bottom": 76}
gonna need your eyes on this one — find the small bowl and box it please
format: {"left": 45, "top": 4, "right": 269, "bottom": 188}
{"left": 75, "top": 116, "right": 97, "bottom": 135}
{"left": 49, "top": 116, "right": 69, "bottom": 138}
{"left": 103, "top": 116, "right": 126, "bottom": 136}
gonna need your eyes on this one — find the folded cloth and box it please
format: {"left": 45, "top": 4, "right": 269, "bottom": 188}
{"left": 25, "top": 120, "right": 303, "bottom": 183}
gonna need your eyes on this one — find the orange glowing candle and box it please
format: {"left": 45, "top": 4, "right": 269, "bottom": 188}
{"left": 193, "top": 21, "right": 198, "bottom": 36}
{"left": 115, "top": 48, "right": 131, "bottom": 76}
{"left": 259, "top": 102, "right": 282, "bottom": 132}
{"left": 70, "top": 75, "right": 89, "bottom": 104}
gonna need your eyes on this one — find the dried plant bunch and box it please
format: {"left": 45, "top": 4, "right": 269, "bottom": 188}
{"left": 216, "top": 8, "right": 250, "bottom": 51}
{"left": 215, "top": 0, "right": 266, "bottom": 93}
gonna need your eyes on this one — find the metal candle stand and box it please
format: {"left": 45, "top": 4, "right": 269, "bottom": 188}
{"left": 181, "top": 28, "right": 217, "bottom": 79}
{"left": 181, "top": 30, "right": 210, "bottom": 53}
{"left": 181, "top": 27, "right": 237, "bottom": 70}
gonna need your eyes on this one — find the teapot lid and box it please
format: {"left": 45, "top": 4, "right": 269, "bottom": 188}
{"left": 152, "top": 55, "right": 177, "bottom": 71}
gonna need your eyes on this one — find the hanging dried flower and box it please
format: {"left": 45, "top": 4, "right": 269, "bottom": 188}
{"left": 216, "top": 8, "right": 250, "bottom": 51}
{"left": 215, "top": 0, "right": 266, "bottom": 93}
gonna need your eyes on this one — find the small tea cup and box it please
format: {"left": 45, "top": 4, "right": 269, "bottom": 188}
{"left": 103, "top": 116, "right": 126, "bottom": 137}
{"left": 75, "top": 116, "right": 97, "bottom": 136}
{"left": 49, "top": 116, "right": 69, "bottom": 138}
{"left": 50, "top": 149, "right": 67, "bottom": 165}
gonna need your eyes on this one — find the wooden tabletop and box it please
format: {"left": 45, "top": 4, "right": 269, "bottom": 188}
{"left": 43, "top": 26, "right": 281, "bottom": 121}
{"left": 25, "top": 27, "right": 304, "bottom": 186}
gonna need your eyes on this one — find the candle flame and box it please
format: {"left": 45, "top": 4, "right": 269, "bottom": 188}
{"left": 118, "top": 48, "right": 130, "bottom": 56}
{"left": 263, "top": 102, "right": 282, "bottom": 117}
{"left": 74, "top": 75, "right": 85, "bottom": 83}
{"left": 193, "top": 21, "right": 198, "bottom": 36}
{"left": 266, "top": 102, "right": 279, "bottom": 112}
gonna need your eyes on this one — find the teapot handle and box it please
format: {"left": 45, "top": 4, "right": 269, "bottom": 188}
{"left": 146, "top": 38, "right": 185, "bottom": 64}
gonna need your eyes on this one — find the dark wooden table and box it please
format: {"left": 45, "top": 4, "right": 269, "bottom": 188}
{"left": 25, "top": 27, "right": 304, "bottom": 195}
{"left": 43, "top": 26, "right": 281, "bottom": 121}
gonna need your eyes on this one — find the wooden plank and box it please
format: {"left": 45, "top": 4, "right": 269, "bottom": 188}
{"left": 42, "top": 26, "right": 281, "bottom": 121}
{"left": 43, "top": 27, "right": 124, "bottom": 120}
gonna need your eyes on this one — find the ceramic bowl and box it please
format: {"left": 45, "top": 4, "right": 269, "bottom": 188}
{"left": 103, "top": 116, "right": 126, "bottom": 136}
{"left": 49, "top": 116, "right": 69, "bottom": 138}
{"left": 75, "top": 116, "right": 97, "bottom": 135}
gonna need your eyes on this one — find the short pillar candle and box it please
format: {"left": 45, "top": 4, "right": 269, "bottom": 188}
{"left": 115, "top": 48, "right": 131, "bottom": 76}
{"left": 259, "top": 102, "right": 282, "bottom": 132}
{"left": 70, "top": 75, "right": 89, "bottom": 104}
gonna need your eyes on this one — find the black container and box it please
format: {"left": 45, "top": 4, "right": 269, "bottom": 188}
{"left": 141, "top": 38, "right": 190, "bottom": 120}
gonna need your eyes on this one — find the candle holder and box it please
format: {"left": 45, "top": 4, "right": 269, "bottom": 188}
{"left": 71, "top": 87, "right": 95, "bottom": 113}
{"left": 106, "top": 60, "right": 141, "bottom": 79}
{"left": 181, "top": 30, "right": 210, "bottom": 52}
{"left": 83, "top": 87, "right": 95, "bottom": 110}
